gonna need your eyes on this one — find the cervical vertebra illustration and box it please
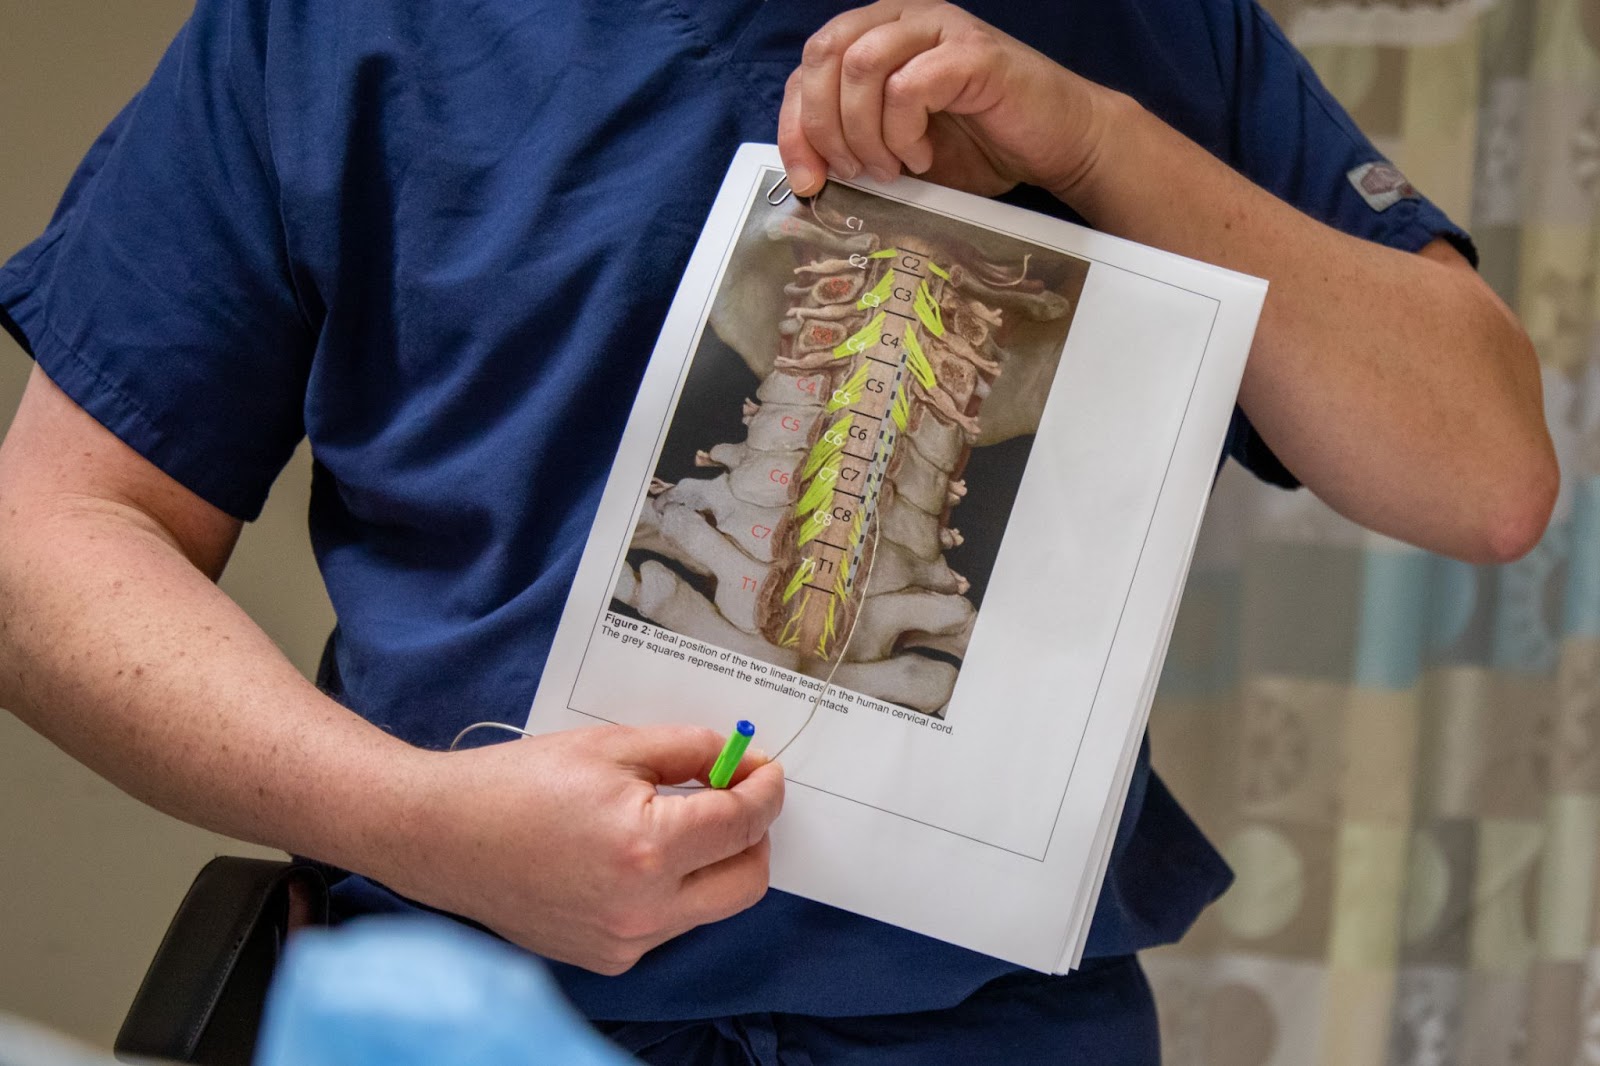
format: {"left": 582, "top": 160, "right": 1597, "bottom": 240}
{"left": 615, "top": 198, "right": 1071, "bottom": 716}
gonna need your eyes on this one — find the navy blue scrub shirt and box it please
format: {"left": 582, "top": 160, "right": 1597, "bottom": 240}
{"left": 1, "top": 0, "right": 1469, "bottom": 1029}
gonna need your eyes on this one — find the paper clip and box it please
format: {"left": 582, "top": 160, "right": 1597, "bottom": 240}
{"left": 765, "top": 173, "right": 793, "bottom": 207}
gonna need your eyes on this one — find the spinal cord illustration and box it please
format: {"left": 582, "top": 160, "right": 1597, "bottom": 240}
{"left": 617, "top": 188, "right": 1079, "bottom": 716}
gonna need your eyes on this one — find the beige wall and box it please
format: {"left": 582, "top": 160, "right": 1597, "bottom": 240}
{"left": 0, "top": 1, "right": 335, "bottom": 1046}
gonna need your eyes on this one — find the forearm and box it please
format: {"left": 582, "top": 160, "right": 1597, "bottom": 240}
{"left": 1058, "top": 91, "right": 1556, "bottom": 562}
{"left": 0, "top": 367, "right": 784, "bottom": 974}
{"left": 778, "top": 1, "right": 1556, "bottom": 560}
{"left": 0, "top": 498, "right": 425, "bottom": 874}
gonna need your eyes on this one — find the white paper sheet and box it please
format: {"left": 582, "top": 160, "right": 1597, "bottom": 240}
{"left": 525, "top": 144, "right": 1265, "bottom": 971}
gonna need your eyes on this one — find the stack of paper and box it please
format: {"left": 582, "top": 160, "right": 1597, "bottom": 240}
{"left": 526, "top": 144, "right": 1265, "bottom": 972}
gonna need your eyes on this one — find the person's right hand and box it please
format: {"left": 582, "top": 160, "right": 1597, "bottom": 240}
{"left": 371, "top": 724, "right": 784, "bottom": 975}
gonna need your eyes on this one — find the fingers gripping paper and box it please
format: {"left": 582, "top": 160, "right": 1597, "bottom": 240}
{"left": 526, "top": 145, "right": 1265, "bottom": 972}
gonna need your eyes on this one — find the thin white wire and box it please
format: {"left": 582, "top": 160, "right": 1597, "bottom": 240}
{"left": 449, "top": 719, "right": 537, "bottom": 751}
{"left": 766, "top": 516, "right": 881, "bottom": 764}
{"left": 448, "top": 518, "right": 883, "bottom": 777}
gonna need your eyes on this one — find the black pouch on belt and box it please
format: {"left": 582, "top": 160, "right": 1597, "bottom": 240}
{"left": 114, "top": 857, "right": 329, "bottom": 1066}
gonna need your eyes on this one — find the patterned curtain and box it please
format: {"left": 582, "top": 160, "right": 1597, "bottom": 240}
{"left": 1145, "top": 1, "right": 1600, "bottom": 1062}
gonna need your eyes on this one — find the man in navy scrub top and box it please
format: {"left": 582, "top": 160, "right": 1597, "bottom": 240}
{"left": 0, "top": 1, "right": 1556, "bottom": 1061}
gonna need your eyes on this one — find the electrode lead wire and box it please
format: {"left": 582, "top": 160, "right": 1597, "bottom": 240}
{"left": 449, "top": 518, "right": 884, "bottom": 783}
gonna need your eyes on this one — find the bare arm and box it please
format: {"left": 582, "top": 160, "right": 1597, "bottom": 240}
{"left": 1066, "top": 107, "right": 1552, "bottom": 564}
{"left": 778, "top": 0, "right": 1557, "bottom": 563}
{"left": 0, "top": 366, "right": 782, "bottom": 974}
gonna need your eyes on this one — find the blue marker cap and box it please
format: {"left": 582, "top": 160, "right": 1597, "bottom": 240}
{"left": 709, "top": 720, "right": 756, "bottom": 789}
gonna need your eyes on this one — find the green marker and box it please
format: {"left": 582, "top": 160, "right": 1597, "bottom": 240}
{"left": 709, "top": 720, "right": 756, "bottom": 789}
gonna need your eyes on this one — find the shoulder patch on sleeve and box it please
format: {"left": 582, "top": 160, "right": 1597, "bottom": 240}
{"left": 1346, "top": 161, "right": 1419, "bottom": 212}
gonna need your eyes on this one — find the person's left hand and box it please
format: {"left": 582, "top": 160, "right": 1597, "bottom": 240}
{"left": 778, "top": 0, "right": 1114, "bottom": 200}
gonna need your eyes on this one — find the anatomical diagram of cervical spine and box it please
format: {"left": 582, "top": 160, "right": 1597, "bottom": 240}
{"left": 614, "top": 177, "right": 1088, "bottom": 718}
